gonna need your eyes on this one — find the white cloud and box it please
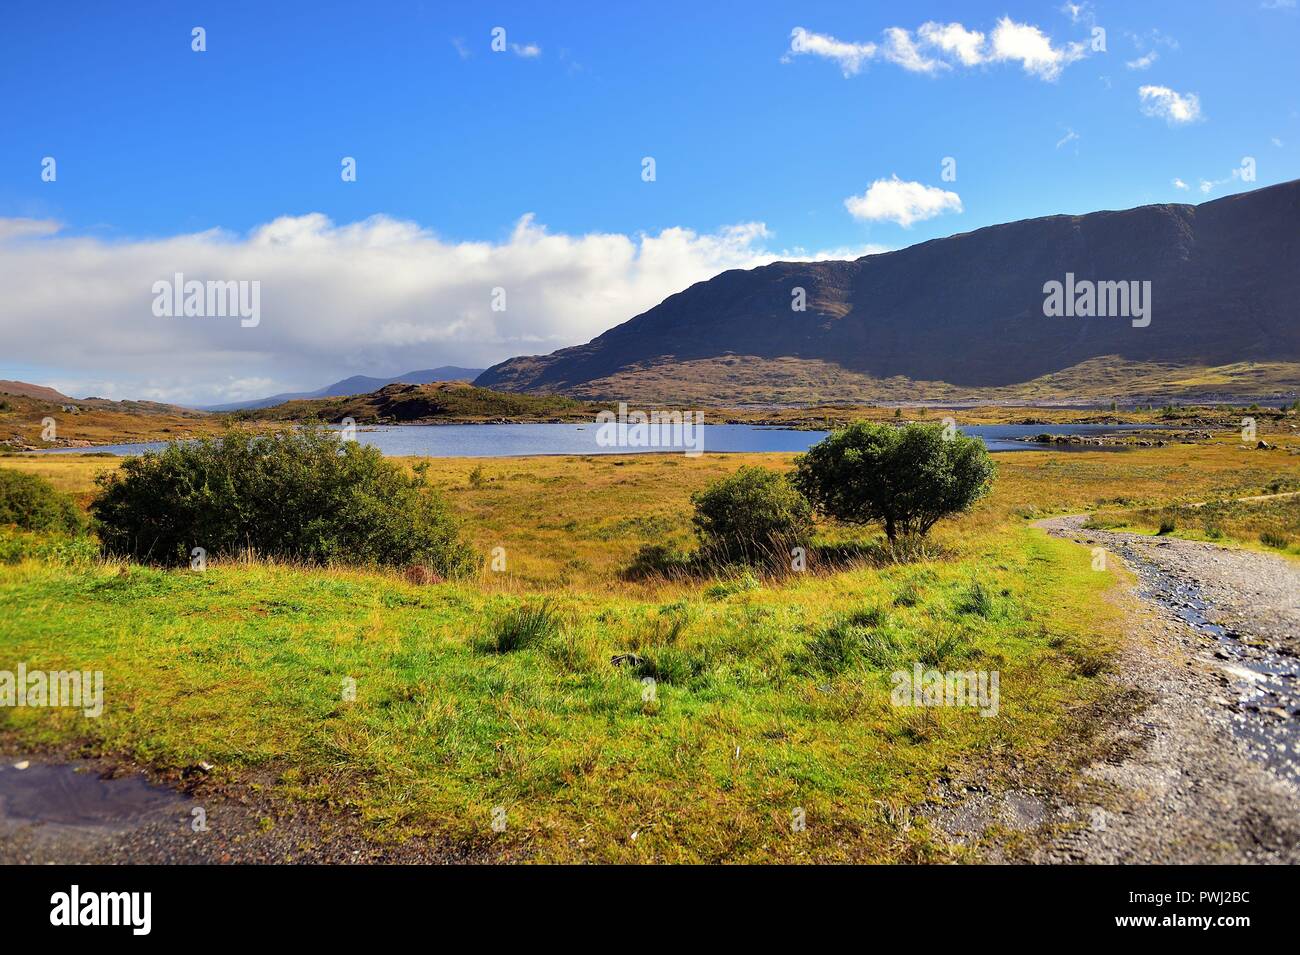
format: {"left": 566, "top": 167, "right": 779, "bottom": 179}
{"left": 0, "top": 218, "right": 61, "bottom": 241}
{"left": 1272, "top": 136, "right": 1284, "bottom": 147}
{"left": 0, "top": 214, "right": 882, "bottom": 405}
{"left": 1126, "top": 51, "right": 1158, "bottom": 70}
{"left": 1138, "top": 85, "right": 1203, "bottom": 124}
{"left": 1172, "top": 178, "right": 1189, "bottom": 190}
{"left": 510, "top": 42, "right": 541, "bottom": 58}
{"left": 450, "top": 37, "right": 471, "bottom": 60}
{"left": 844, "top": 176, "right": 963, "bottom": 228}
{"left": 880, "top": 27, "right": 946, "bottom": 74}
{"left": 786, "top": 27, "right": 876, "bottom": 76}
{"left": 1061, "top": 2, "right": 1096, "bottom": 25}
{"left": 1197, "top": 164, "right": 1253, "bottom": 195}
{"left": 917, "top": 22, "right": 986, "bottom": 66}
{"left": 787, "top": 18, "right": 1089, "bottom": 82}
{"left": 989, "top": 17, "right": 1086, "bottom": 80}
{"left": 1056, "top": 128, "right": 1080, "bottom": 149}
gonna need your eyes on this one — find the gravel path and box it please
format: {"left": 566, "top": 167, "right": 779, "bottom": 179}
{"left": 1027, "top": 516, "right": 1300, "bottom": 863}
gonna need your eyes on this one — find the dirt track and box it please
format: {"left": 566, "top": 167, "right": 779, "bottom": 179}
{"left": 1025, "top": 516, "right": 1300, "bottom": 863}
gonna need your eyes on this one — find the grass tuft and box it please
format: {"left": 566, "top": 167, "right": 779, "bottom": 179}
{"left": 1260, "top": 530, "right": 1290, "bottom": 550}
{"left": 478, "top": 600, "right": 563, "bottom": 653}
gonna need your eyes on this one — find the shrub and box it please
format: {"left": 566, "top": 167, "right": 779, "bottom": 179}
{"left": 1157, "top": 518, "right": 1176, "bottom": 535}
{"left": 690, "top": 466, "right": 813, "bottom": 564}
{"left": 0, "top": 469, "right": 84, "bottom": 534}
{"left": 1260, "top": 530, "right": 1290, "bottom": 549}
{"left": 792, "top": 422, "right": 994, "bottom": 542}
{"left": 90, "top": 427, "right": 477, "bottom": 573}
{"left": 479, "top": 601, "right": 562, "bottom": 653}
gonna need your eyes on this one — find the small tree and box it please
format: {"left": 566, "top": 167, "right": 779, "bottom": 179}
{"left": 691, "top": 466, "right": 813, "bottom": 564}
{"left": 792, "top": 422, "right": 994, "bottom": 542}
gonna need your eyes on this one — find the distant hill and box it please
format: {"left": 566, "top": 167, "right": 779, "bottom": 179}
{"left": 476, "top": 180, "right": 1300, "bottom": 404}
{"left": 232, "top": 380, "right": 602, "bottom": 424}
{"left": 0, "top": 380, "right": 70, "bottom": 402}
{"left": 201, "top": 366, "right": 485, "bottom": 411}
{"left": 0, "top": 382, "right": 214, "bottom": 450}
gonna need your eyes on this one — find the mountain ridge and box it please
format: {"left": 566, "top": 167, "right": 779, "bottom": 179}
{"left": 475, "top": 181, "right": 1300, "bottom": 401}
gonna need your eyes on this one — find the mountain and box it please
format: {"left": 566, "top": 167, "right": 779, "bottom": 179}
{"left": 201, "top": 367, "right": 485, "bottom": 411}
{"left": 475, "top": 180, "right": 1300, "bottom": 404}
{"left": 0, "top": 380, "right": 71, "bottom": 402}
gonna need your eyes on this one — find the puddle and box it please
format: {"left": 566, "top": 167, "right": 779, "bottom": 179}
{"left": 1107, "top": 540, "right": 1300, "bottom": 785}
{"left": 0, "top": 760, "right": 188, "bottom": 829}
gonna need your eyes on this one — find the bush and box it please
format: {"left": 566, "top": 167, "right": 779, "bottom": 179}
{"left": 792, "top": 422, "right": 995, "bottom": 542}
{"left": 1157, "top": 518, "right": 1176, "bottom": 535}
{"left": 90, "top": 427, "right": 477, "bottom": 573}
{"left": 0, "top": 469, "right": 84, "bottom": 534}
{"left": 690, "top": 466, "right": 813, "bottom": 564}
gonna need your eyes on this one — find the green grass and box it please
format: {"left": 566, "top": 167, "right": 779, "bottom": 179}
{"left": 3, "top": 439, "right": 1297, "bottom": 861}
{"left": 0, "top": 524, "right": 1123, "bottom": 862}
{"left": 1087, "top": 490, "right": 1300, "bottom": 558}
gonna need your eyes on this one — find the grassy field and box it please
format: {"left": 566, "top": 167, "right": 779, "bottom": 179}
{"left": 1, "top": 436, "right": 1298, "bottom": 862}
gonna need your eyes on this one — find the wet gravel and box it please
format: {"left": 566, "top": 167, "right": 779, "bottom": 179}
{"left": 0, "top": 757, "right": 506, "bottom": 864}
{"left": 1028, "top": 516, "right": 1300, "bottom": 863}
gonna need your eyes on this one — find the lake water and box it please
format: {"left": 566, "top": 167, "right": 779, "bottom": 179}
{"left": 34, "top": 422, "right": 1160, "bottom": 457}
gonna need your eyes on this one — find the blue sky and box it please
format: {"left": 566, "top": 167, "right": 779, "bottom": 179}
{"left": 1, "top": 1, "right": 1297, "bottom": 403}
